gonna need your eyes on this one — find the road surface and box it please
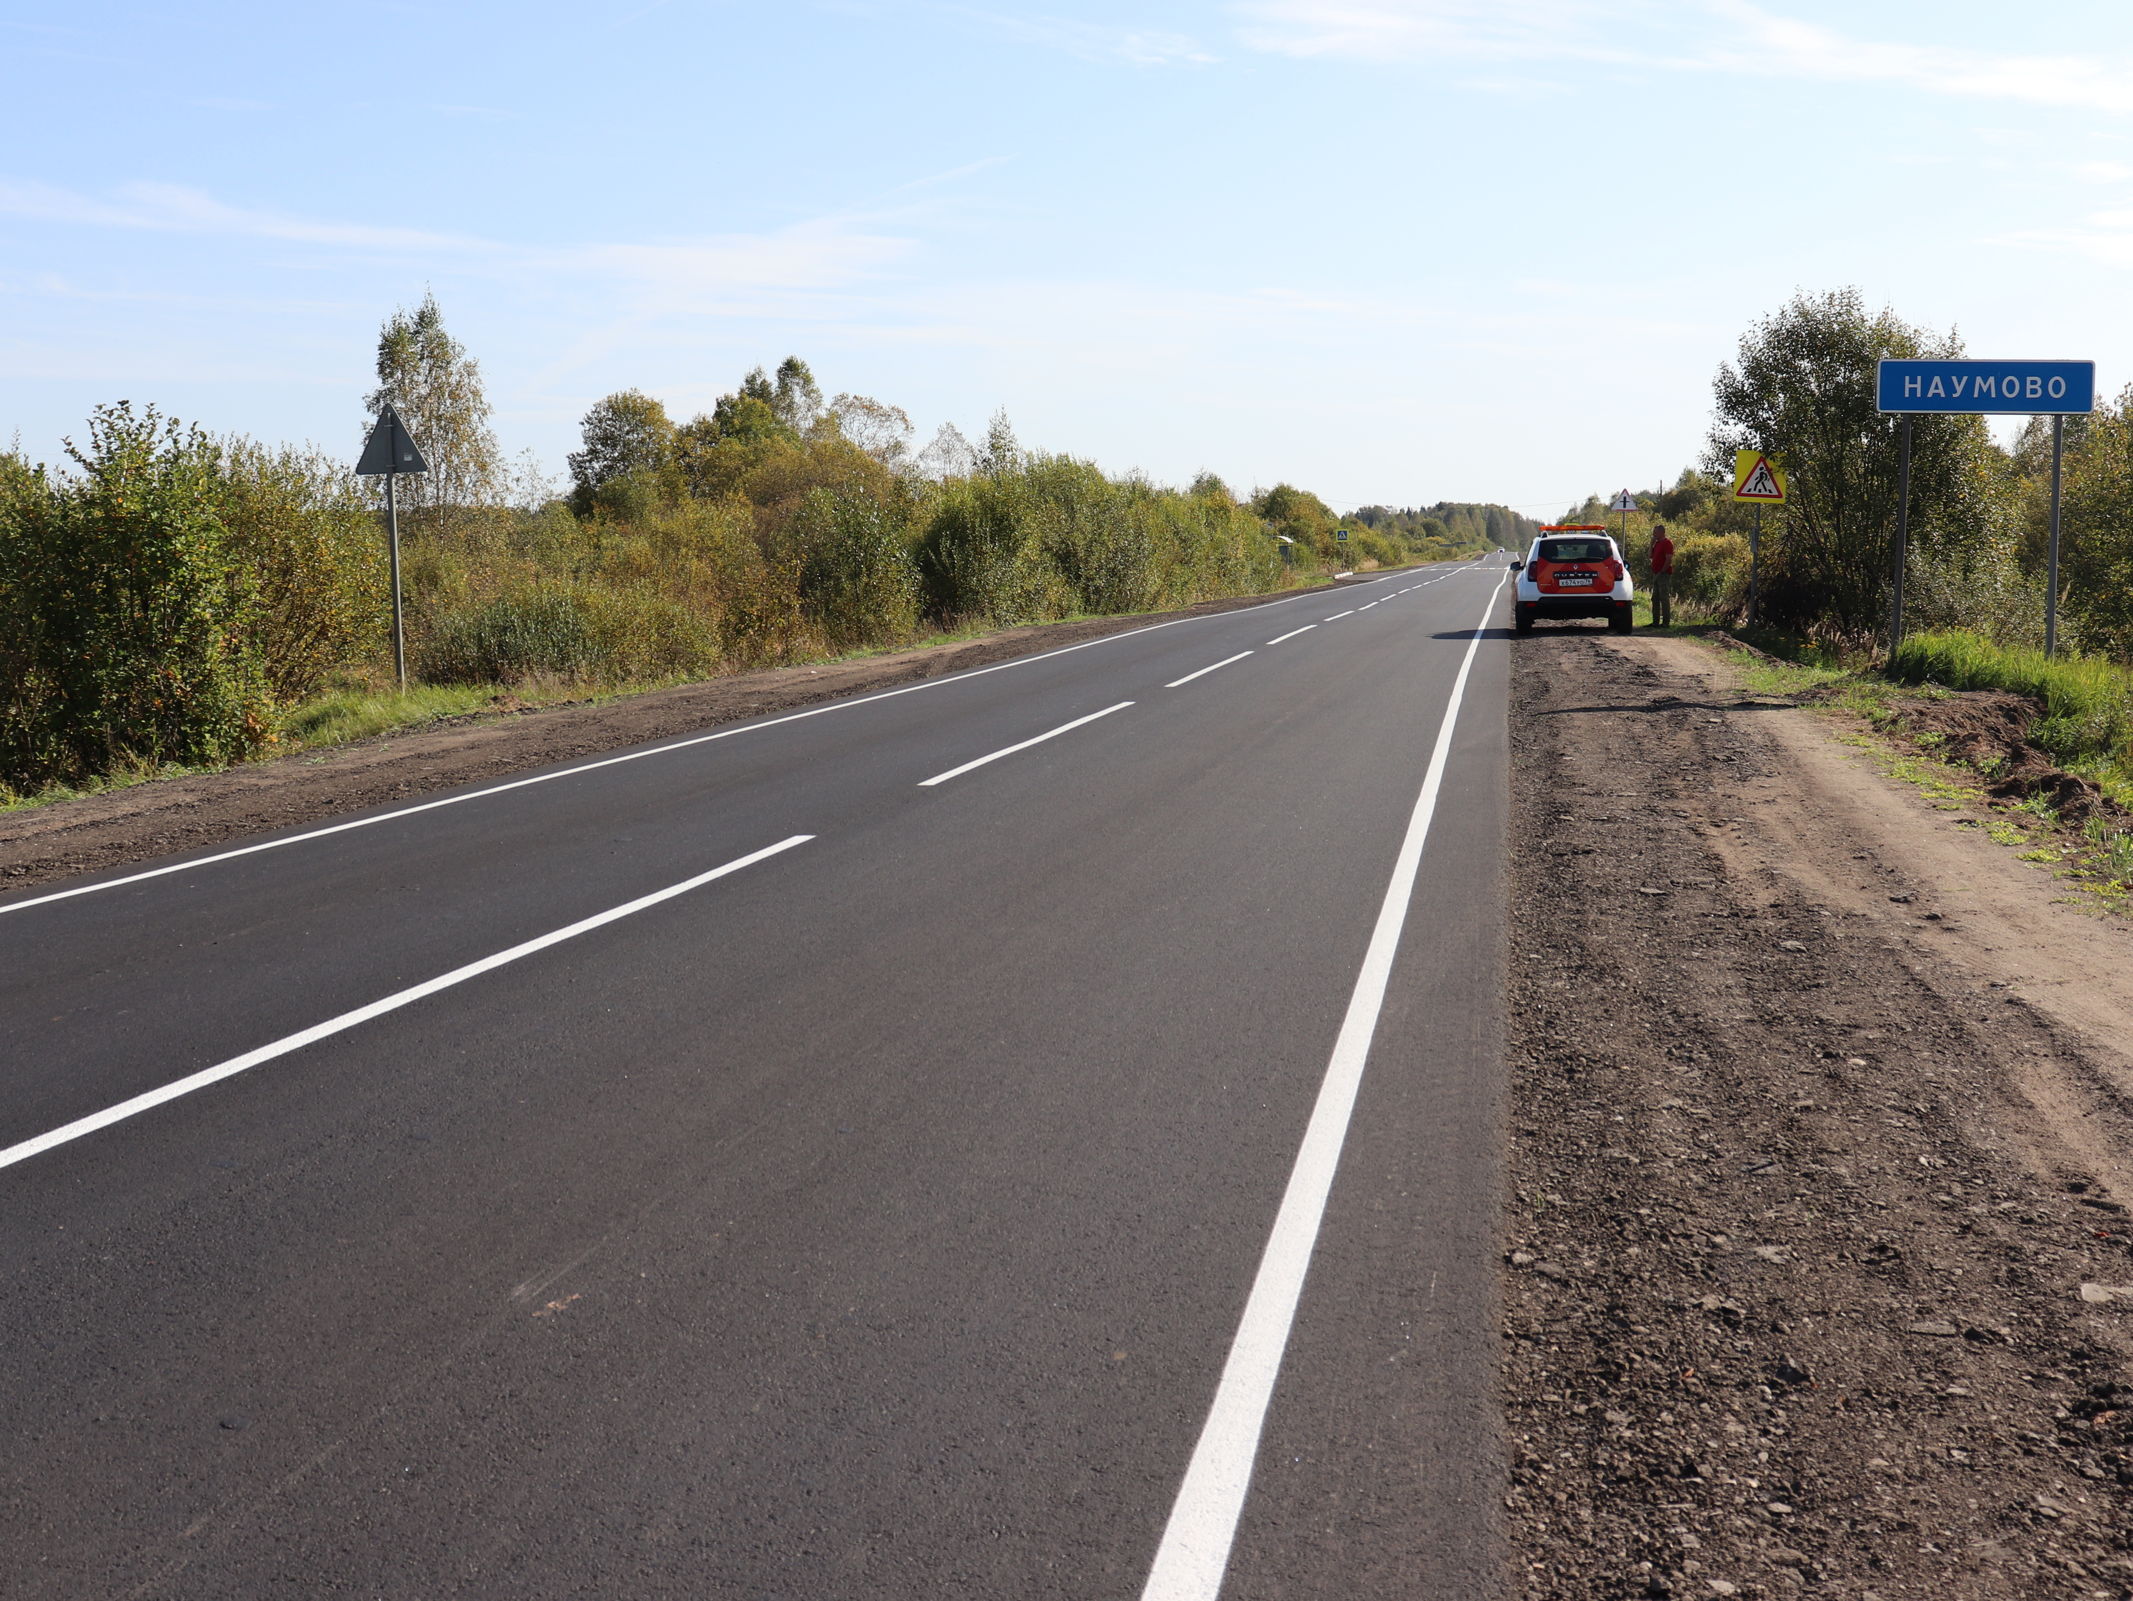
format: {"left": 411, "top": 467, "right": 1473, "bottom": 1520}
{"left": 1, "top": 559, "right": 1513, "bottom": 1599}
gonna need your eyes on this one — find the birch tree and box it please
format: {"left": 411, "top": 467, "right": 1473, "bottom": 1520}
{"left": 364, "top": 292, "right": 503, "bottom": 523}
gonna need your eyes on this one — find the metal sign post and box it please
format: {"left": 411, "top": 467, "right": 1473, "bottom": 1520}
{"left": 1876, "top": 358, "right": 2094, "bottom": 659}
{"left": 356, "top": 405, "right": 430, "bottom": 691}
{"left": 1608, "top": 488, "right": 1636, "bottom": 554}
{"left": 2047, "top": 415, "right": 2066, "bottom": 658}
{"left": 1891, "top": 417, "right": 1913, "bottom": 653}
{"left": 385, "top": 472, "right": 405, "bottom": 689}
{"left": 1729, "top": 451, "right": 1787, "bottom": 627}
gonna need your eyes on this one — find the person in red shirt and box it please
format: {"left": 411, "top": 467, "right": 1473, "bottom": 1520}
{"left": 1647, "top": 523, "right": 1676, "bottom": 628}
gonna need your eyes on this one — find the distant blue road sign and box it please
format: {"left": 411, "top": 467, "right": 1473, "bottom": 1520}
{"left": 1878, "top": 359, "right": 2094, "bottom": 415}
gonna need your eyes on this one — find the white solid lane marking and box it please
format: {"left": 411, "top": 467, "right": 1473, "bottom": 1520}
{"left": 1138, "top": 571, "right": 1508, "bottom": 1601}
{"left": 1165, "top": 652, "right": 1254, "bottom": 689}
{"left": 0, "top": 835, "right": 814, "bottom": 1174}
{"left": 1323, "top": 610, "right": 1355, "bottom": 621}
{"left": 1265, "top": 626, "right": 1316, "bottom": 645}
{"left": 1, "top": 588, "right": 1352, "bottom": 921}
{"left": 918, "top": 703, "right": 1133, "bottom": 787}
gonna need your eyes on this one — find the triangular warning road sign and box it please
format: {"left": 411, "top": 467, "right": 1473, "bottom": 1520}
{"left": 1732, "top": 451, "right": 1786, "bottom": 502}
{"left": 1608, "top": 488, "right": 1637, "bottom": 512}
{"left": 357, "top": 404, "right": 429, "bottom": 476}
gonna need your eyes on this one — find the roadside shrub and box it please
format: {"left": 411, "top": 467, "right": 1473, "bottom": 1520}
{"left": 1023, "top": 457, "right": 1146, "bottom": 615}
{"left": 587, "top": 587, "right": 722, "bottom": 680}
{"left": 217, "top": 439, "right": 386, "bottom": 700}
{"left": 1666, "top": 530, "right": 1749, "bottom": 621}
{"left": 0, "top": 404, "right": 272, "bottom": 789}
{"left": 1899, "top": 548, "right": 2051, "bottom": 651}
{"left": 920, "top": 471, "right": 1045, "bottom": 625}
{"left": 787, "top": 485, "right": 921, "bottom": 651}
{"left": 416, "top": 580, "right": 721, "bottom": 687}
{"left": 417, "top": 585, "right": 602, "bottom": 683}
{"left": 1153, "top": 489, "right": 1283, "bottom": 603}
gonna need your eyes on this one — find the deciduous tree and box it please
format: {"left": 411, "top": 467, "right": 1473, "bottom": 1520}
{"left": 569, "top": 389, "right": 680, "bottom": 516}
{"left": 1707, "top": 288, "right": 2009, "bottom": 638}
{"left": 364, "top": 292, "right": 502, "bottom": 523}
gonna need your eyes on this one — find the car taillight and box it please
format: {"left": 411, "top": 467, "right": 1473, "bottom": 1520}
{"left": 1608, "top": 559, "right": 1624, "bottom": 580}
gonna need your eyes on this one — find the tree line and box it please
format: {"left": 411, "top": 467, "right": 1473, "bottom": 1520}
{"left": 1584, "top": 287, "right": 2133, "bottom": 656}
{"left": 0, "top": 296, "right": 1508, "bottom": 796}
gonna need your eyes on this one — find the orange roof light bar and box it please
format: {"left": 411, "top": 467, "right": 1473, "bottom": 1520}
{"left": 1537, "top": 524, "right": 1610, "bottom": 533}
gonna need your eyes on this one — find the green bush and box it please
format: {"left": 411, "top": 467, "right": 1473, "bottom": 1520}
{"left": 920, "top": 471, "right": 1045, "bottom": 625}
{"left": 1667, "top": 530, "right": 1749, "bottom": 620}
{"left": 1025, "top": 457, "right": 1150, "bottom": 615}
{"left": 416, "top": 585, "right": 602, "bottom": 683}
{"left": 414, "top": 580, "right": 722, "bottom": 686}
{"left": 218, "top": 438, "right": 386, "bottom": 700}
{"left": 1899, "top": 549, "right": 2051, "bottom": 651}
{"left": 789, "top": 485, "right": 921, "bottom": 651}
{"left": 0, "top": 404, "right": 273, "bottom": 790}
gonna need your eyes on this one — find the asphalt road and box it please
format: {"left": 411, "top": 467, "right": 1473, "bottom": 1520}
{"left": 1, "top": 557, "right": 1514, "bottom": 1600}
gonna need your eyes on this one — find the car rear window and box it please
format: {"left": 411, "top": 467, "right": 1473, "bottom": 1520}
{"left": 1537, "top": 539, "right": 1611, "bottom": 563}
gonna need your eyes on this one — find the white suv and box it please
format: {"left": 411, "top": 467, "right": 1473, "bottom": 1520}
{"left": 1512, "top": 527, "right": 1634, "bottom": 633}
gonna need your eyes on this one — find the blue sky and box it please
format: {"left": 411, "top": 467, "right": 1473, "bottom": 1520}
{"left": 5, "top": 1, "right": 2132, "bottom": 513}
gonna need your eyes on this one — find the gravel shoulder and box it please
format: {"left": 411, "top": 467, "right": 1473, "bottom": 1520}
{"left": 0, "top": 580, "right": 1362, "bottom": 894}
{"left": 1504, "top": 629, "right": 2133, "bottom": 1600}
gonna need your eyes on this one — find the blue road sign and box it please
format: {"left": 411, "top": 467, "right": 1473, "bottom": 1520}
{"left": 1878, "top": 359, "right": 2093, "bottom": 415}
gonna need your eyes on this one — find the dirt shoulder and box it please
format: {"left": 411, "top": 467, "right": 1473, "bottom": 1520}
{"left": 1503, "top": 629, "right": 2133, "bottom": 1600}
{"left": 0, "top": 579, "right": 1366, "bottom": 893}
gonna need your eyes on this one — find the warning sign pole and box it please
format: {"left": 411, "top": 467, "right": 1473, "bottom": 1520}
{"left": 1728, "top": 452, "right": 1787, "bottom": 630}
{"left": 1749, "top": 504, "right": 1761, "bottom": 627}
{"left": 384, "top": 473, "right": 406, "bottom": 690}
{"left": 356, "top": 405, "right": 430, "bottom": 693}
{"left": 1607, "top": 488, "right": 1637, "bottom": 561}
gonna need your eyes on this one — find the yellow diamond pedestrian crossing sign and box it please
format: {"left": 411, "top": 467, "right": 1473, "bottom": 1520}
{"left": 1732, "top": 450, "right": 1787, "bottom": 504}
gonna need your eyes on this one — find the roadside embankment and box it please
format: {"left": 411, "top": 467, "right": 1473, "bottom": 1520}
{"left": 1503, "top": 629, "right": 2133, "bottom": 1600}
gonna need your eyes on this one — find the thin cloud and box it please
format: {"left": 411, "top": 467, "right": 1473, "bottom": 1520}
{"left": 1235, "top": 0, "right": 1667, "bottom": 66}
{"left": 1707, "top": 0, "right": 2133, "bottom": 113}
{"left": 0, "top": 179, "right": 483, "bottom": 252}
{"left": 877, "top": 155, "right": 1016, "bottom": 198}
{"left": 0, "top": 179, "right": 915, "bottom": 299}
{"left": 953, "top": 8, "right": 1216, "bottom": 66}
{"left": 1234, "top": 0, "right": 2133, "bottom": 112}
{"left": 2000, "top": 212, "right": 2133, "bottom": 270}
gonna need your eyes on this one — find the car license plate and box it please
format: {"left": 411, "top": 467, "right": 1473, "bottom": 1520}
{"left": 1556, "top": 574, "right": 1594, "bottom": 587}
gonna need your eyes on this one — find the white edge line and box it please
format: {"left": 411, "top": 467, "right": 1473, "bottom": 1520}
{"left": 2, "top": 587, "right": 1361, "bottom": 921}
{"left": 0, "top": 834, "right": 814, "bottom": 1173}
{"left": 1136, "top": 570, "right": 1508, "bottom": 1601}
{"left": 1265, "top": 626, "right": 1317, "bottom": 646}
{"left": 917, "top": 702, "right": 1134, "bottom": 787}
{"left": 1164, "top": 652, "right": 1253, "bottom": 690}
